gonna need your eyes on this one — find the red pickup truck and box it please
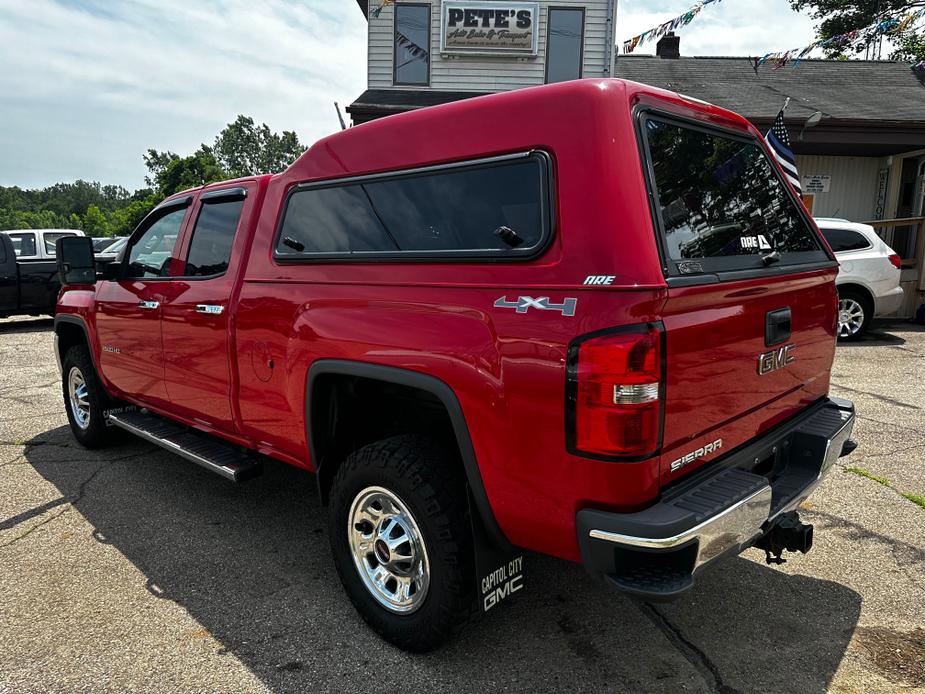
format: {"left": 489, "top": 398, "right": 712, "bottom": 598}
{"left": 54, "top": 79, "right": 856, "bottom": 652}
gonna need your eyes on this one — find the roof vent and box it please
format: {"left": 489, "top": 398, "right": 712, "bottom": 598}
{"left": 656, "top": 32, "right": 680, "bottom": 59}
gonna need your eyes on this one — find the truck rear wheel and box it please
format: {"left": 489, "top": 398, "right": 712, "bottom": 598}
{"left": 327, "top": 434, "right": 476, "bottom": 652}
{"left": 61, "top": 345, "right": 116, "bottom": 449}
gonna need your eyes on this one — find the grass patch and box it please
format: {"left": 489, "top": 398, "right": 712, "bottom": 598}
{"left": 844, "top": 466, "right": 890, "bottom": 487}
{"left": 901, "top": 492, "right": 925, "bottom": 511}
{"left": 844, "top": 466, "right": 924, "bottom": 512}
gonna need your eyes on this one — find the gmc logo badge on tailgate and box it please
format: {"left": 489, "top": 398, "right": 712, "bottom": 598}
{"left": 758, "top": 344, "right": 796, "bottom": 375}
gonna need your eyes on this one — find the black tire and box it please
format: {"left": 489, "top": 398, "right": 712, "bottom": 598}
{"left": 328, "top": 434, "right": 476, "bottom": 652}
{"left": 61, "top": 345, "right": 118, "bottom": 448}
{"left": 837, "top": 287, "right": 872, "bottom": 341}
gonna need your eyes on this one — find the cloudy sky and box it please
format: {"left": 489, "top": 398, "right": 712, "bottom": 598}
{"left": 0, "top": 0, "right": 819, "bottom": 191}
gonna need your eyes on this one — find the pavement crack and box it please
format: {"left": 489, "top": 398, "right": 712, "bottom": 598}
{"left": 639, "top": 602, "right": 743, "bottom": 694}
{"left": 0, "top": 411, "right": 62, "bottom": 422}
{"left": 831, "top": 383, "right": 920, "bottom": 410}
{"left": 800, "top": 508, "right": 925, "bottom": 569}
{"left": 849, "top": 441, "right": 925, "bottom": 460}
{"left": 0, "top": 506, "right": 70, "bottom": 548}
{"left": 0, "top": 457, "right": 123, "bottom": 544}
{"left": 855, "top": 415, "right": 925, "bottom": 440}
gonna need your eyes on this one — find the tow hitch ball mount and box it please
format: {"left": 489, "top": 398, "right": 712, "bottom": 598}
{"left": 755, "top": 512, "right": 814, "bottom": 566}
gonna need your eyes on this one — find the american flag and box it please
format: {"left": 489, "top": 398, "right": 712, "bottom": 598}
{"left": 765, "top": 108, "right": 802, "bottom": 194}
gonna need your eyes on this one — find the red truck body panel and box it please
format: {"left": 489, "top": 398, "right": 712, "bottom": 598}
{"left": 57, "top": 79, "right": 838, "bottom": 564}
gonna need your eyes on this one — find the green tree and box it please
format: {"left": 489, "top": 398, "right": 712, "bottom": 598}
{"left": 147, "top": 145, "right": 228, "bottom": 198}
{"left": 1, "top": 113, "right": 303, "bottom": 236}
{"left": 80, "top": 204, "right": 110, "bottom": 237}
{"left": 790, "top": 0, "right": 925, "bottom": 61}
{"left": 0, "top": 208, "right": 69, "bottom": 230}
{"left": 142, "top": 149, "right": 181, "bottom": 188}
{"left": 108, "top": 195, "right": 159, "bottom": 236}
{"left": 212, "top": 115, "right": 305, "bottom": 178}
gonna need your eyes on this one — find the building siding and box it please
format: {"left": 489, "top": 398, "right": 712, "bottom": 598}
{"left": 795, "top": 155, "right": 885, "bottom": 222}
{"left": 367, "top": 0, "right": 616, "bottom": 91}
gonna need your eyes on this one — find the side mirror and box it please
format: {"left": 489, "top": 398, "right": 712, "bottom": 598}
{"left": 56, "top": 236, "right": 96, "bottom": 286}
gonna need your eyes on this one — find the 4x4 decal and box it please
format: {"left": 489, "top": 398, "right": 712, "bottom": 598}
{"left": 493, "top": 296, "right": 577, "bottom": 316}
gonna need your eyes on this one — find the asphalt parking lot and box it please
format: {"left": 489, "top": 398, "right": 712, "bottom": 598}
{"left": 0, "top": 317, "right": 923, "bottom": 693}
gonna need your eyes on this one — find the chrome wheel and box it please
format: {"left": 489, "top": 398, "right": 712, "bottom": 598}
{"left": 67, "top": 366, "right": 91, "bottom": 430}
{"left": 348, "top": 486, "right": 430, "bottom": 614}
{"left": 838, "top": 298, "right": 865, "bottom": 338}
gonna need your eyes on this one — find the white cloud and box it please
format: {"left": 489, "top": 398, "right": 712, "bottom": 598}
{"left": 616, "top": 0, "right": 817, "bottom": 57}
{"left": 0, "top": 0, "right": 368, "bottom": 189}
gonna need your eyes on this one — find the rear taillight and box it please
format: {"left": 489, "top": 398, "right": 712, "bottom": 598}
{"left": 567, "top": 324, "right": 663, "bottom": 459}
{"left": 889, "top": 254, "right": 901, "bottom": 269}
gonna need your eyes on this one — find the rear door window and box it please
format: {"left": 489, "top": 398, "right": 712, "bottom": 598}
{"left": 820, "top": 228, "right": 871, "bottom": 252}
{"left": 184, "top": 198, "right": 244, "bottom": 277}
{"left": 642, "top": 116, "right": 828, "bottom": 275}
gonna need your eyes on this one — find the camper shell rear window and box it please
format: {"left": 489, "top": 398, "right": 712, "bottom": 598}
{"left": 639, "top": 113, "right": 830, "bottom": 278}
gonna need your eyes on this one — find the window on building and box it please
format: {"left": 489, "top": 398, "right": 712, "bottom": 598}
{"left": 275, "top": 154, "right": 552, "bottom": 259}
{"left": 819, "top": 228, "right": 872, "bottom": 253}
{"left": 545, "top": 8, "right": 584, "bottom": 84}
{"left": 185, "top": 198, "right": 244, "bottom": 276}
{"left": 394, "top": 4, "right": 430, "bottom": 86}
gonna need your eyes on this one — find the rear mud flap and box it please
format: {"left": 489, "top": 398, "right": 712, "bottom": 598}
{"left": 469, "top": 492, "right": 525, "bottom": 613}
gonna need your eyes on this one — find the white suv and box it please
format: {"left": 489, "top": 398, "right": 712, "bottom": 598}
{"left": 814, "top": 218, "right": 904, "bottom": 339}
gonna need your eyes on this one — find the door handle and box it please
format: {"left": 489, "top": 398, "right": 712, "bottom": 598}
{"left": 138, "top": 300, "right": 160, "bottom": 310}
{"left": 195, "top": 304, "right": 224, "bottom": 315}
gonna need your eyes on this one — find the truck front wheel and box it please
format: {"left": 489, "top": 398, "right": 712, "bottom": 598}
{"left": 62, "top": 345, "right": 116, "bottom": 449}
{"left": 328, "top": 435, "right": 476, "bottom": 652}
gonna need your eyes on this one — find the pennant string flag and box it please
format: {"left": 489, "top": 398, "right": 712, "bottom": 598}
{"left": 754, "top": 7, "right": 925, "bottom": 71}
{"left": 622, "top": 0, "right": 723, "bottom": 54}
{"left": 369, "top": 0, "right": 393, "bottom": 19}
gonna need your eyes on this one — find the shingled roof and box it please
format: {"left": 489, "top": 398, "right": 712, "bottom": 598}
{"left": 615, "top": 55, "right": 925, "bottom": 125}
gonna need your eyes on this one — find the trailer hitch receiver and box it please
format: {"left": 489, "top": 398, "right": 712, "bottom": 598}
{"left": 755, "top": 512, "right": 813, "bottom": 565}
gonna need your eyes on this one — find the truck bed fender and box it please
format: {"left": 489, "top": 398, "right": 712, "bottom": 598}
{"left": 306, "top": 359, "right": 509, "bottom": 548}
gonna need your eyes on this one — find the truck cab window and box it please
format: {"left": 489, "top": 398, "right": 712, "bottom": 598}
{"left": 125, "top": 208, "right": 186, "bottom": 278}
{"left": 43, "top": 231, "right": 74, "bottom": 256}
{"left": 184, "top": 199, "right": 244, "bottom": 277}
{"left": 9, "top": 232, "right": 36, "bottom": 257}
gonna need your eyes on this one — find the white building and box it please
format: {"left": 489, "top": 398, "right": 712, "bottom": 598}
{"left": 347, "top": 0, "right": 617, "bottom": 123}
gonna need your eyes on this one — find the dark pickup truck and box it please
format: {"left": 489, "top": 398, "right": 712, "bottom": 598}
{"left": 54, "top": 79, "right": 857, "bottom": 652}
{"left": 0, "top": 230, "right": 85, "bottom": 319}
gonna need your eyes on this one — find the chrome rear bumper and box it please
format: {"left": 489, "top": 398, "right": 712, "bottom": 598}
{"left": 577, "top": 397, "right": 855, "bottom": 599}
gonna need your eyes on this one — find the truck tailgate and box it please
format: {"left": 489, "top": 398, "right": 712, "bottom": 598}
{"left": 659, "top": 267, "right": 838, "bottom": 482}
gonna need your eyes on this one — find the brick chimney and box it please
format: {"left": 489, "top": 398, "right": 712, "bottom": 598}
{"left": 656, "top": 32, "right": 680, "bottom": 59}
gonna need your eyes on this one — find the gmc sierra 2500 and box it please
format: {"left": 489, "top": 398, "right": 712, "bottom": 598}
{"left": 54, "top": 79, "right": 856, "bottom": 652}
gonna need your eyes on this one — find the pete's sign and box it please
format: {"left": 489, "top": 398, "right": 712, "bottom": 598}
{"left": 441, "top": 1, "right": 539, "bottom": 55}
